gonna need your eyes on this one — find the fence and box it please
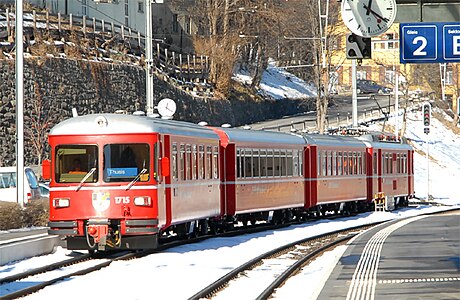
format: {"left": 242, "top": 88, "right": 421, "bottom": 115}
{"left": 0, "top": 8, "right": 211, "bottom": 90}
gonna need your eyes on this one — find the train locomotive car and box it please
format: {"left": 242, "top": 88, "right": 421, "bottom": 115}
{"left": 47, "top": 114, "right": 222, "bottom": 250}
{"left": 46, "top": 113, "right": 414, "bottom": 251}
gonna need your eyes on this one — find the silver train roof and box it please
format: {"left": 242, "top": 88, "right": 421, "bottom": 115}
{"left": 217, "top": 127, "right": 306, "bottom": 146}
{"left": 49, "top": 114, "right": 219, "bottom": 140}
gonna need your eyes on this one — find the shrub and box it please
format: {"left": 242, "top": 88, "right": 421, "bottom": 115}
{"left": 0, "top": 198, "right": 49, "bottom": 230}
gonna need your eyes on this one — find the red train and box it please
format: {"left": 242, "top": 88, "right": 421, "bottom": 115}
{"left": 45, "top": 114, "right": 414, "bottom": 251}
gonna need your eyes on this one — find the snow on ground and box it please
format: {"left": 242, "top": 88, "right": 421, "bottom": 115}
{"left": 1, "top": 60, "right": 458, "bottom": 300}
{"left": 369, "top": 108, "right": 460, "bottom": 204}
{"left": 232, "top": 59, "right": 317, "bottom": 100}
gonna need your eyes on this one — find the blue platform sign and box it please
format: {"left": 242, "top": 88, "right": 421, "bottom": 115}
{"left": 400, "top": 22, "right": 460, "bottom": 64}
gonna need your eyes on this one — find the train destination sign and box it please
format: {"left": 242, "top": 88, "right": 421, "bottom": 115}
{"left": 400, "top": 22, "right": 460, "bottom": 64}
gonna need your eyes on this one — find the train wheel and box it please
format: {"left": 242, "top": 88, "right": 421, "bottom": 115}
{"left": 199, "top": 219, "right": 209, "bottom": 236}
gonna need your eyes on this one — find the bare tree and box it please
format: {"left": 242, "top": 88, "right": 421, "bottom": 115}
{"left": 24, "top": 81, "right": 51, "bottom": 177}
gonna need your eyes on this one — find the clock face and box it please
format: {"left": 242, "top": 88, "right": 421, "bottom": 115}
{"left": 157, "top": 98, "right": 176, "bottom": 118}
{"left": 341, "top": 0, "right": 397, "bottom": 37}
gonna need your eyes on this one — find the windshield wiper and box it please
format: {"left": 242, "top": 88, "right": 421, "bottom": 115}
{"left": 126, "top": 168, "right": 147, "bottom": 191}
{"left": 75, "top": 168, "right": 96, "bottom": 192}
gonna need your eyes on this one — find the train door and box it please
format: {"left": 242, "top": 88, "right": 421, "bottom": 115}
{"left": 157, "top": 134, "right": 172, "bottom": 229}
{"left": 377, "top": 148, "right": 383, "bottom": 193}
{"left": 305, "top": 145, "right": 317, "bottom": 209}
{"left": 366, "top": 147, "right": 373, "bottom": 201}
{"left": 408, "top": 149, "right": 414, "bottom": 196}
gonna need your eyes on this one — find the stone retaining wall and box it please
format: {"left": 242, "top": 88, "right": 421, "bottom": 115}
{"left": 0, "top": 57, "right": 314, "bottom": 166}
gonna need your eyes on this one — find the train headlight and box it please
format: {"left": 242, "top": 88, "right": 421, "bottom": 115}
{"left": 53, "top": 198, "right": 70, "bottom": 208}
{"left": 134, "top": 196, "right": 151, "bottom": 206}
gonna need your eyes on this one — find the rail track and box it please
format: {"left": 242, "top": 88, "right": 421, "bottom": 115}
{"left": 187, "top": 208, "right": 459, "bottom": 299}
{"left": 187, "top": 223, "right": 378, "bottom": 300}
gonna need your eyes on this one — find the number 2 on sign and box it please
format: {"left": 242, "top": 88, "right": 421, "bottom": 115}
{"left": 413, "top": 36, "right": 427, "bottom": 56}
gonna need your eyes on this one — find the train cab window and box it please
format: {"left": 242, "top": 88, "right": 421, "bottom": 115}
{"left": 213, "top": 146, "right": 219, "bottom": 179}
{"left": 267, "top": 150, "right": 274, "bottom": 177}
{"left": 206, "top": 146, "right": 212, "bottom": 179}
{"left": 199, "top": 145, "right": 205, "bottom": 179}
{"left": 172, "top": 143, "right": 178, "bottom": 181}
{"left": 402, "top": 154, "right": 407, "bottom": 174}
{"left": 103, "top": 143, "right": 150, "bottom": 183}
{"left": 260, "top": 150, "right": 267, "bottom": 177}
{"left": 55, "top": 145, "right": 98, "bottom": 183}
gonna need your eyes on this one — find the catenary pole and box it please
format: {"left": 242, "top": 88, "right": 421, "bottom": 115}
{"left": 145, "top": 0, "right": 154, "bottom": 116}
{"left": 15, "top": 0, "right": 25, "bottom": 208}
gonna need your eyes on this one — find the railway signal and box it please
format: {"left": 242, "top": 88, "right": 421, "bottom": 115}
{"left": 423, "top": 103, "right": 431, "bottom": 134}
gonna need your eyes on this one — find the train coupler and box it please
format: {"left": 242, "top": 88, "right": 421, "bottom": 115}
{"left": 87, "top": 219, "right": 109, "bottom": 250}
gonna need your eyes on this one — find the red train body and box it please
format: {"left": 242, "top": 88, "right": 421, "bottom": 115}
{"left": 46, "top": 114, "right": 414, "bottom": 251}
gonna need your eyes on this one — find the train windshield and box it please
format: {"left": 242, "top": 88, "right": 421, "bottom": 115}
{"left": 103, "top": 143, "right": 150, "bottom": 183}
{"left": 55, "top": 145, "right": 99, "bottom": 183}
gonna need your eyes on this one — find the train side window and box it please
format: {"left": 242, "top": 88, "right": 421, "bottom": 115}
{"left": 319, "top": 151, "right": 325, "bottom": 176}
{"left": 337, "top": 152, "right": 342, "bottom": 176}
{"left": 186, "top": 145, "right": 191, "bottom": 180}
{"left": 362, "top": 152, "right": 366, "bottom": 174}
{"left": 280, "top": 150, "right": 287, "bottom": 176}
{"left": 272, "top": 150, "right": 279, "bottom": 176}
{"left": 252, "top": 149, "right": 260, "bottom": 177}
{"left": 198, "top": 145, "right": 205, "bottom": 179}
{"left": 267, "top": 150, "right": 274, "bottom": 177}
{"left": 192, "top": 145, "right": 197, "bottom": 180}
{"left": 179, "top": 144, "right": 185, "bottom": 180}
{"left": 353, "top": 152, "right": 358, "bottom": 175}
{"left": 299, "top": 150, "right": 303, "bottom": 176}
{"left": 244, "top": 149, "right": 252, "bottom": 178}
{"left": 236, "top": 149, "right": 241, "bottom": 178}
{"left": 260, "top": 150, "right": 267, "bottom": 177}
{"left": 332, "top": 151, "right": 337, "bottom": 176}
{"left": 172, "top": 143, "right": 178, "bottom": 181}
{"left": 373, "top": 152, "right": 377, "bottom": 175}
{"left": 403, "top": 154, "right": 407, "bottom": 173}
{"left": 317, "top": 151, "right": 321, "bottom": 177}
{"left": 343, "top": 152, "right": 348, "bottom": 175}
{"left": 357, "top": 152, "right": 362, "bottom": 175}
{"left": 206, "top": 146, "right": 212, "bottom": 179}
{"left": 213, "top": 146, "right": 219, "bottom": 179}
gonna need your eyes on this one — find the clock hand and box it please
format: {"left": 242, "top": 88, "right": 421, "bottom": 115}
{"left": 363, "top": 4, "right": 389, "bottom": 22}
{"left": 365, "top": 0, "right": 373, "bottom": 15}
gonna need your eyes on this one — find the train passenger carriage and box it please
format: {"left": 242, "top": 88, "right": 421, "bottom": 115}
{"left": 211, "top": 127, "right": 306, "bottom": 224}
{"left": 359, "top": 133, "right": 414, "bottom": 207}
{"left": 303, "top": 134, "right": 368, "bottom": 214}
